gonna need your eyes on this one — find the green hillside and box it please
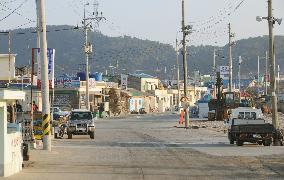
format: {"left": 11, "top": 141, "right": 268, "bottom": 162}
{"left": 1, "top": 25, "right": 283, "bottom": 78}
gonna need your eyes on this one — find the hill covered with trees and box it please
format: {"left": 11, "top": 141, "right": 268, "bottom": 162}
{"left": 1, "top": 25, "right": 283, "bottom": 78}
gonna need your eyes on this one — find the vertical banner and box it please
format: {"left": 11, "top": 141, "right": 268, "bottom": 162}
{"left": 37, "top": 48, "right": 55, "bottom": 89}
{"left": 121, "top": 74, "right": 128, "bottom": 90}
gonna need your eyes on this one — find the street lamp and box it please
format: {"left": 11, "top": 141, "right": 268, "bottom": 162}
{"left": 256, "top": 16, "right": 282, "bottom": 25}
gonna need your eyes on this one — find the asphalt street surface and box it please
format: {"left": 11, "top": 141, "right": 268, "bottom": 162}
{"left": 6, "top": 113, "right": 284, "bottom": 180}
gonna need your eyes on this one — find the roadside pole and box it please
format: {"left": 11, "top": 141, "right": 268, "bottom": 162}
{"left": 277, "top": 65, "right": 280, "bottom": 96}
{"left": 238, "top": 56, "right": 242, "bottom": 93}
{"left": 176, "top": 38, "right": 181, "bottom": 108}
{"left": 82, "top": 2, "right": 105, "bottom": 110}
{"left": 265, "top": 51, "right": 268, "bottom": 95}
{"left": 228, "top": 23, "right": 233, "bottom": 92}
{"left": 268, "top": 0, "right": 280, "bottom": 133}
{"left": 39, "top": 0, "right": 51, "bottom": 151}
{"left": 31, "top": 0, "right": 41, "bottom": 148}
{"left": 181, "top": 0, "right": 189, "bottom": 128}
{"left": 84, "top": 4, "right": 90, "bottom": 110}
{"left": 213, "top": 49, "right": 216, "bottom": 74}
{"left": 213, "top": 49, "right": 217, "bottom": 98}
{"left": 257, "top": 56, "right": 259, "bottom": 84}
{"left": 31, "top": 49, "right": 35, "bottom": 147}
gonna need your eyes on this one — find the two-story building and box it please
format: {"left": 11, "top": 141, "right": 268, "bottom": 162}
{"left": 127, "top": 73, "right": 159, "bottom": 92}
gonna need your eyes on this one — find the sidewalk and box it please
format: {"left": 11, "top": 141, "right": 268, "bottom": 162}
{"left": 6, "top": 145, "right": 142, "bottom": 180}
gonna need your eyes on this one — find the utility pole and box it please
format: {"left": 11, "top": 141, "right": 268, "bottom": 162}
{"left": 176, "top": 38, "right": 181, "bottom": 107}
{"left": 213, "top": 49, "right": 221, "bottom": 98}
{"left": 277, "top": 64, "right": 280, "bottom": 96}
{"left": 257, "top": 56, "right": 260, "bottom": 84}
{"left": 228, "top": 23, "right": 234, "bottom": 92}
{"left": 238, "top": 56, "right": 242, "bottom": 92}
{"left": 34, "top": 0, "right": 42, "bottom": 149}
{"left": 83, "top": 3, "right": 90, "bottom": 110}
{"left": 31, "top": 0, "right": 41, "bottom": 144}
{"left": 38, "top": 0, "right": 51, "bottom": 151}
{"left": 213, "top": 49, "right": 216, "bottom": 74}
{"left": 35, "top": 0, "right": 41, "bottom": 49}
{"left": 181, "top": 0, "right": 191, "bottom": 129}
{"left": 116, "top": 59, "right": 119, "bottom": 76}
{"left": 83, "top": 1, "right": 105, "bottom": 110}
{"left": 265, "top": 51, "right": 268, "bottom": 95}
{"left": 257, "top": 4, "right": 282, "bottom": 140}
{"left": 268, "top": 0, "right": 280, "bottom": 133}
{"left": 257, "top": 55, "right": 260, "bottom": 94}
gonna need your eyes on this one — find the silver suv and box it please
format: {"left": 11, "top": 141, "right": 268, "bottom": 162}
{"left": 67, "top": 109, "right": 95, "bottom": 139}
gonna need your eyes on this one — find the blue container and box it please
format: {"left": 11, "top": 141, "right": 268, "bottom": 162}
{"left": 94, "top": 72, "right": 103, "bottom": 81}
{"left": 77, "top": 72, "right": 86, "bottom": 81}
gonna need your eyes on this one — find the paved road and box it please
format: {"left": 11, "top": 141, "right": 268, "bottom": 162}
{"left": 6, "top": 113, "right": 284, "bottom": 180}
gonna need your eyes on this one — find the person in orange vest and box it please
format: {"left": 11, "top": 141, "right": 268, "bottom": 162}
{"left": 179, "top": 108, "right": 184, "bottom": 125}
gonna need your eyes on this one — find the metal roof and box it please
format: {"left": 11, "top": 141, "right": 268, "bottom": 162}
{"left": 130, "top": 73, "right": 157, "bottom": 79}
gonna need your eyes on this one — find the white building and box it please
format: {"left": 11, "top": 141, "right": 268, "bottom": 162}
{"left": 0, "top": 54, "right": 16, "bottom": 81}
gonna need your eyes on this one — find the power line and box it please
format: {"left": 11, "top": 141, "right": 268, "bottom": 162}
{"left": 0, "top": 0, "right": 28, "bottom": 22}
{"left": 0, "top": 2, "right": 35, "bottom": 23}
{"left": 0, "top": 26, "right": 80, "bottom": 37}
{"left": 188, "top": 0, "right": 247, "bottom": 46}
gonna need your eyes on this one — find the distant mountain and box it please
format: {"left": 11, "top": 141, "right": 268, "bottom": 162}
{"left": 1, "top": 25, "right": 283, "bottom": 79}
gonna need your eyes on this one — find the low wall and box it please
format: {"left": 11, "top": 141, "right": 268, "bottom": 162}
{"left": 0, "top": 132, "right": 22, "bottom": 177}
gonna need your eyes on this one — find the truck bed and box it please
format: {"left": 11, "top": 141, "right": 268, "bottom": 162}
{"left": 231, "top": 123, "right": 275, "bottom": 134}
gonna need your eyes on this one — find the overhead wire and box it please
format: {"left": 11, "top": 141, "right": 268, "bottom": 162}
{"left": 0, "top": 0, "right": 28, "bottom": 22}
{"left": 0, "top": 1, "right": 35, "bottom": 23}
{"left": 188, "top": 0, "right": 247, "bottom": 46}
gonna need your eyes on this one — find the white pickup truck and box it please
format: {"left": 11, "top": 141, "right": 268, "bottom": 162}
{"left": 225, "top": 107, "right": 275, "bottom": 146}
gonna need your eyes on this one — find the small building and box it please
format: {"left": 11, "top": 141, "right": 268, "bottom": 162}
{"left": 152, "top": 89, "right": 174, "bottom": 112}
{"left": 128, "top": 73, "right": 159, "bottom": 92}
{"left": 0, "top": 89, "right": 25, "bottom": 177}
{"left": 53, "top": 78, "right": 116, "bottom": 111}
{"left": 127, "top": 88, "right": 155, "bottom": 113}
{"left": 0, "top": 54, "right": 16, "bottom": 81}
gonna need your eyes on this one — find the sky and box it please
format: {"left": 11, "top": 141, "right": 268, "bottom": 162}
{"left": 0, "top": 0, "right": 284, "bottom": 46}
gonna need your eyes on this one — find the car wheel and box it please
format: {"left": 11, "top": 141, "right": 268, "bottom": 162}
{"left": 228, "top": 132, "right": 234, "bottom": 144}
{"left": 68, "top": 132, "right": 72, "bottom": 139}
{"left": 236, "top": 138, "right": 243, "bottom": 146}
{"left": 263, "top": 139, "right": 272, "bottom": 146}
{"left": 90, "top": 131, "right": 95, "bottom": 139}
{"left": 257, "top": 141, "right": 263, "bottom": 145}
{"left": 229, "top": 138, "right": 234, "bottom": 145}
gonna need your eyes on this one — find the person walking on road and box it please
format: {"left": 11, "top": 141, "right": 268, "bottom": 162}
{"left": 32, "top": 101, "right": 39, "bottom": 112}
{"left": 179, "top": 108, "right": 184, "bottom": 125}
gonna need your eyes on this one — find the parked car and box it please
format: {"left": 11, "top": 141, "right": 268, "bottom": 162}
{"left": 67, "top": 109, "right": 95, "bottom": 139}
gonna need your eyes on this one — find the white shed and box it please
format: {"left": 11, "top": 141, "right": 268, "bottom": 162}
{"left": 0, "top": 54, "right": 16, "bottom": 81}
{"left": 0, "top": 90, "right": 25, "bottom": 177}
